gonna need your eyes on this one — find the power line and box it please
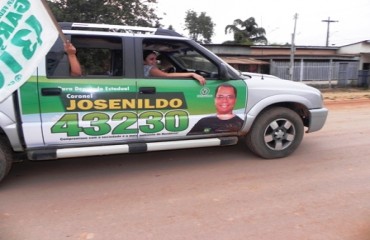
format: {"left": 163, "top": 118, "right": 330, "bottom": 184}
{"left": 322, "top": 17, "right": 338, "bottom": 47}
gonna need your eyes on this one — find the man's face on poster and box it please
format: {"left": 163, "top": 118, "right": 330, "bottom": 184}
{"left": 215, "top": 86, "right": 237, "bottom": 115}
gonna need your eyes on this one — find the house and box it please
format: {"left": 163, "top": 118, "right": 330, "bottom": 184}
{"left": 204, "top": 42, "right": 369, "bottom": 86}
{"left": 337, "top": 40, "right": 370, "bottom": 71}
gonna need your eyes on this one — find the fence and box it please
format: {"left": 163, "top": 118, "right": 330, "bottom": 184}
{"left": 358, "top": 70, "right": 370, "bottom": 88}
{"left": 270, "top": 61, "right": 361, "bottom": 88}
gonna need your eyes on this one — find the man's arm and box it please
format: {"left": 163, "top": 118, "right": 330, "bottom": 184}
{"left": 64, "top": 41, "right": 82, "bottom": 77}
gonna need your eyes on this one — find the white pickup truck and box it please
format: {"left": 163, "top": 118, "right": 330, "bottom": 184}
{"left": 0, "top": 23, "right": 328, "bottom": 183}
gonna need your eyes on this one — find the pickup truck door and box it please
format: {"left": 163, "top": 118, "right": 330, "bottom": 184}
{"left": 137, "top": 39, "right": 247, "bottom": 140}
{"left": 34, "top": 34, "right": 140, "bottom": 146}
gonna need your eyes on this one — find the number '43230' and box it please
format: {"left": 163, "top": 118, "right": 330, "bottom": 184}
{"left": 51, "top": 111, "right": 189, "bottom": 136}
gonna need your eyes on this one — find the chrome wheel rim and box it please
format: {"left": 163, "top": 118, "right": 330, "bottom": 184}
{"left": 264, "top": 118, "right": 296, "bottom": 151}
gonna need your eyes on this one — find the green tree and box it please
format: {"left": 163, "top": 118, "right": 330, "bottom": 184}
{"left": 184, "top": 10, "right": 215, "bottom": 44}
{"left": 46, "top": 0, "right": 161, "bottom": 27}
{"left": 224, "top": 17, "right": 267, "bottom": 45}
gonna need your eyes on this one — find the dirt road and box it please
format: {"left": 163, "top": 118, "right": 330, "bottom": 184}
{"left": 1, "top": 99, "right": 370, "bottom": 240}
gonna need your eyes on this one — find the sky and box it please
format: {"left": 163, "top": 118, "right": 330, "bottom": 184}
{"left": 156, "top": 0, "right": 370, "bottom": 47}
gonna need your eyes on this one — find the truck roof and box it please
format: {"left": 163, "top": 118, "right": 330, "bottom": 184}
{"left": 59, "top": 22, "right": 183, "bottom": 37}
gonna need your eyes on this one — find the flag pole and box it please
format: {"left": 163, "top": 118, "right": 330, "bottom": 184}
{"left": 40, "top": 0, "right": 67, "bottom": 43}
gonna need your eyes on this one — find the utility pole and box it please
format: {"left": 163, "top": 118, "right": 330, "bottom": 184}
{"left": 289, "top": 13, "right": 298, "bottom": 81}
{"left": 322, "top": 17, "right": 338, "bottom": 47}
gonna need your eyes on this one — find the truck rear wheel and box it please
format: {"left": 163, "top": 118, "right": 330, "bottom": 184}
{"left": 0, "top": 135, "right": 13, "bottom": 183}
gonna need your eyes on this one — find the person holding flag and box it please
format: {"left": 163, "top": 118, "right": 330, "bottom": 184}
{"left": 64, "top": 41, "right": 82, "bottom": 77}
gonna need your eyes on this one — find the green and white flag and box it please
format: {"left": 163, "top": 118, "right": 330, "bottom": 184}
{"left": 0, "top": 0, "right": 59, "bottom": 102}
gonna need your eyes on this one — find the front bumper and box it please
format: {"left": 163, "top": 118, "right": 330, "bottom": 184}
{"left": 307, "top": 108, "right": 329, "bottom": 133}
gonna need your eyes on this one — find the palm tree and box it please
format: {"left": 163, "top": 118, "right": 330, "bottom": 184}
{"left": 224, "top": 17, "right": 267, "bottom": 45}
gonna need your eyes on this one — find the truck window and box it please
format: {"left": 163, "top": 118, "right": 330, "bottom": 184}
{"left": 46, "top": 35, "right": 123, "bottom": 78}
{"left": 142, "top": 39, "right": 219, "bottom": 79}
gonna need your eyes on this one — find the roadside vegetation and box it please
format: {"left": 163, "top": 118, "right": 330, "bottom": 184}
{"left": 321, "top": 88, "right": 370, "bottom": 101}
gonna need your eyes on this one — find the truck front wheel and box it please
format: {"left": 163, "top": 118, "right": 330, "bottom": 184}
{"left": 245, "top": 107, "right": 304, "bottom": 159}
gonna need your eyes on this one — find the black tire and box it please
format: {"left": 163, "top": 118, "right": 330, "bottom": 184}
{"left": 245, "top": 107, "right": 304, "bottom": 159}
{"left": 0, "top": 135, "right": 13, "bottom": 183}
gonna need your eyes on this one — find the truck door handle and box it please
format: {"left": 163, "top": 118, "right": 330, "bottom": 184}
{"left": 41, "top": 88, "right": 62, "bottom": 96}
{"left": 139, "top": 87, "right": 156, "bottom": 94}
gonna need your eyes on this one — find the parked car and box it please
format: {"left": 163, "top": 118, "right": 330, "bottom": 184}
{"left": 0, "top": 23, "right": 328, "bottom": 183}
